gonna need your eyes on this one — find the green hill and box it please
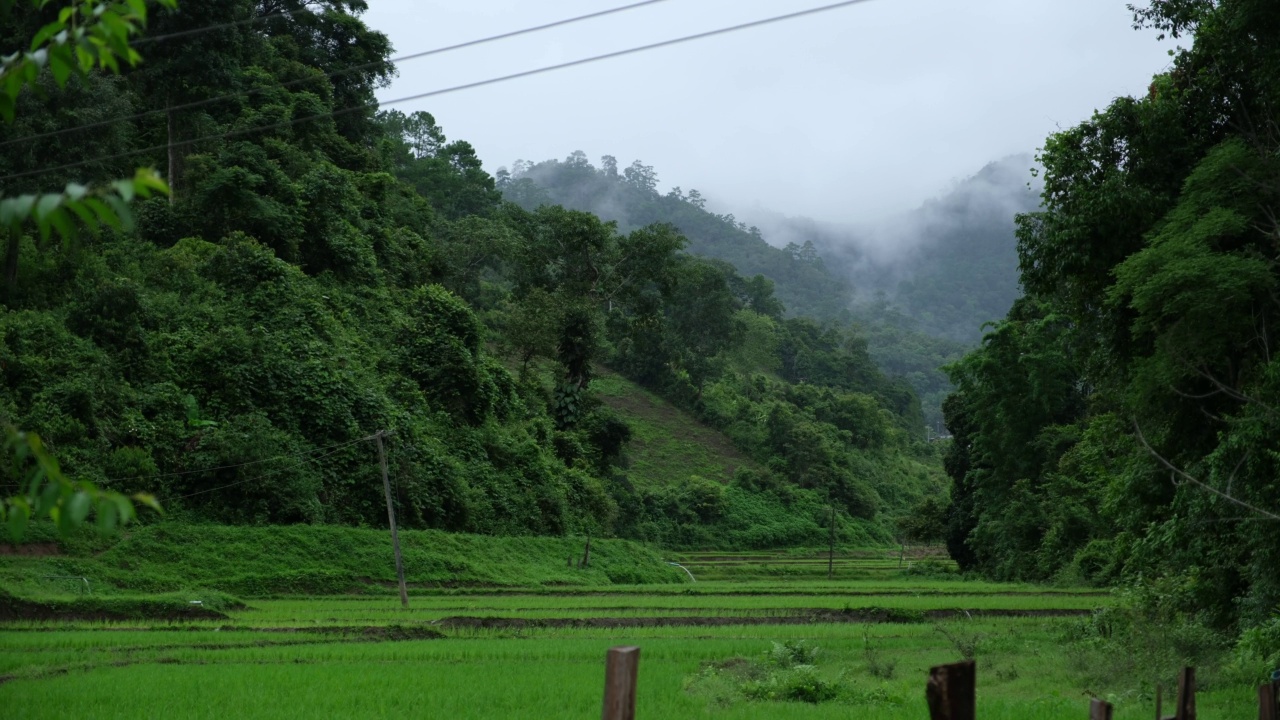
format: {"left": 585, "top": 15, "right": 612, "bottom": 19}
{"left": 501, "top": 154, "right": 854, "bottom": 323}
{"left": 2, "top": 2, "right": 946, "bottom": 557}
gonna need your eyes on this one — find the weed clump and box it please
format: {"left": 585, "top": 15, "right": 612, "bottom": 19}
{"left": 684, "top": 640, "right": 904, "bottom": 708}
{"left": 934, "top": 622, "right": 986, "bottom": 659}
{"left": 863, "top": 628, "right": 898, "bottom": 679}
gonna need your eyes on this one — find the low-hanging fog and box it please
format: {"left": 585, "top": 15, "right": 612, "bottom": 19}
{"left": 364, "top": 0, "right": 1171, "bottom": 230}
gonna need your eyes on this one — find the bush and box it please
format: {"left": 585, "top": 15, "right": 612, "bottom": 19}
{"left": 903, "top": 558, "right": 957, "bottom": 578}
{"left": 1060, "top": 589, "right": 1234, "bottom": 693}
{"left": 686, "top": 642, "right": 846, "bottom": 707}
{"left": 1231, "top": 613, "right": 1280, "bottom": 680}
{"left": 744, "top": 664, "right": 839, "bottom": 703}
{"left": 768, "top": 640, "right": 820, "bottom": 668}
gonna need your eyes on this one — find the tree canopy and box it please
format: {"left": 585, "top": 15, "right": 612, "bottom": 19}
{"left": 942, "top": 0, "right": 1280, "bottom": 629}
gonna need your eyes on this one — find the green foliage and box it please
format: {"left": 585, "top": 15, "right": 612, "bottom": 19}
{"left": 683, "top": 641, "right": 900, "bottom": 708}
{"left": 1062, "top": 584, "right": 1234, "bottom": 694}
{"left": 502, "top": 154, "right": 854, "bottom": 323}
{"left": 768, "top": 639, "right": 821, "bottom": 667}
{"left": 1232, "top": 610, "right": 1280, "bottom": 679}
{"left": 0, "top": 0, "right": 178, "bottom": 122}
{"left": 942, "top": 0, "right": 1280, "bottom": 636}
{"left": 1, "top": 424, "right": 160, "bottom": 541}
{"left": 0, "top": 0, "right": 946, "bottom": 553}
{"left": 0, "top": 169, "right": 168, "bottom": 242}
{"left": 378, "top": 110, "right": 500, "bottom": 219}
{"left": 0, "top": 586, "right": 241, "bottom": 620}
{"left": 897, "top": 494, "right": 949, "bottom": 543}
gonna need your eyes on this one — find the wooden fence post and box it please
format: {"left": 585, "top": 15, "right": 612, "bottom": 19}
{"left": 926, "top": 660, "right": 976, "bottom": 720}
{"left": 602, "top": 646, "right": 640, "bottom": 720}
{"left": 1260, "top": 680, "right": 1278, "bottom": 720}
{"left": 1090, "top": 697, "right": 1114, "bottom": 720}
{"left": 1174, "top": 667, "right": 1196, "bottom": 720}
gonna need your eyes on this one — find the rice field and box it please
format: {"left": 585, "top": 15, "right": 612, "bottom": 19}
{"left": 0, "top": 549, "right": 1258, "bottom": 719}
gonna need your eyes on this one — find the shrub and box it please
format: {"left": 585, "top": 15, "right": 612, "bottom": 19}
{"left": 768, "top": 640, "right": 820, "bottom": 668}
{"left": 903, "top": 558, "right": 957, "bottom": 578}
{"left": 744, "top": 664, "right": 839, "bottom": 703}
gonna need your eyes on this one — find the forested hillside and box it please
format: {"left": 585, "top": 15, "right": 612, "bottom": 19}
{"left": 942, "top": 0, "right": 1280, "bottom": 632}
{"left": 737, "top": 158, "right": 1036, "bottom": 427}
{"left": 500, "top": 153, "right": 855, "bottom": 322}
{"left": 764, "top": 155, "right": 1037, "bottom": 344}
{"left": 501, "top": 152, "right": 1033, "bottom": 428}
{"left": 0, "top": 0, "right": 944, "bottom": 548}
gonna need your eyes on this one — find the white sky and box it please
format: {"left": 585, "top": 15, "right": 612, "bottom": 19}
{"left": 362, "top": 0, "right": 1172, "bottom": 223}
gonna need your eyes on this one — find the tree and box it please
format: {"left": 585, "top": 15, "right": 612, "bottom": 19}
{"left": 378, "top": 110, "right": 500, "bottom": 219}
{"left": 943, "top": 0, "right": 1280, "bottom": 623}
{"left": 1, "top": 0, "right": 172, "bottom": 295}
{"left": 600, "top": 154, "right": 618, "bottom": 178}
{"left": 2, "top": 0, "right": 175, "bottom": 540}
{"left": 508, "top": 206, "right": 685, "bottom": 426}
{"left": 623, "top": 159, "right": 657, "bottom": 194}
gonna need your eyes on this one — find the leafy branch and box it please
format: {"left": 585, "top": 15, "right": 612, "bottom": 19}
{"left": 3, "top": 425, "right": 162, "bottom": 542}
{"left": 0, "top": 0, "right": 177, "bottom": 121}
{"left": 1, "top": 0, "right": 175, "bottom": 541}
{"left": 1, "top": 168, "right": 168, "bottom": 241}
{"left": 1132, "top": 418, "right": 1280, "bottom": 522}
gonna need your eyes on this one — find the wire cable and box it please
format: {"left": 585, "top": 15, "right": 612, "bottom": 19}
{"left": 0, "top": 0, "right": 670, "bottom": 151}
{"left": 0, "top": 0, "right": 876, "bottom": 185}
{"left": 168, "top": 439, "right": 362, "bottom": 501}
{"left": 103, "top": 433, "right": 376, "bottom": 483}
{"left": 131, "top": 8, "right": 298, "bottom": 47}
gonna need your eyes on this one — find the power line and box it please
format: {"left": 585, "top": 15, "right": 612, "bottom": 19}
{"left": 0, "top": 0, "right": 669, "bottom": 151}
{"left": 0, "top": 436, "right": 371, "bottom": 501}
{"left": 103, "top": 434, "right": 376, "bottom": 483}
{"left": 0, "top": 0, "right": 876, "bottom": 185}
{"left": 169, "top": 440, "right": 360, "bottom": 500}
{"left": 131, "top": 8, "right": 297, "bottom": 47}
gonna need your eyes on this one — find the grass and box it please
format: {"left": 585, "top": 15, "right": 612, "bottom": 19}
{"left": 0, "top": 618, "right": 1260, "bottom": 719}
{"left": 0, "top": 523, "right": 685, "bottom": 598}
{"left": 592, "top": 370, "right": 757, "bottom": 486}
{"left": 0, "top": 537, "right": 1263, "bottom": 718}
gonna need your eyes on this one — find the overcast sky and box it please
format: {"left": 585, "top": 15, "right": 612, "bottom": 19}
{"left": 362, "top": 0, "right": 1172, "bottom": 224}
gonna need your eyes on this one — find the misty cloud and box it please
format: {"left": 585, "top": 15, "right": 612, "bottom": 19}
{"left": 364, "top": 0, "right": 1169, "bottom": 224}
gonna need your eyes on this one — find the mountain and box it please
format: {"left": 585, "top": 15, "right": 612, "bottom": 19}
{"left": 499, "top": 153, "right": 855, "bottom": 324}
{"left": 501, "top": 153, "right": 1037, "bottom": 427}
{"left": 751, "top": 155, "right": 1039, "bottom": 344}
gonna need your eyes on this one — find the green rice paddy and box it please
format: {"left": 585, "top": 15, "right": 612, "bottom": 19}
{"left": 0, "top": 548, "right": 1257, "bottom": 719}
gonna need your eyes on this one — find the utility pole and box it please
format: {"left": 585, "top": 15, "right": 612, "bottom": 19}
{"left": 376, "top": 431, "right": 409, "bottom": 608}
{"left": 827, "top": 504, "right": 836, "bottom": 580}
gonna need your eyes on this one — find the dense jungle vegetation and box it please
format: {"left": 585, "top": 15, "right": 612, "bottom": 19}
{"left": 0, "top": 0, "right": 945, "bottom": 550}
{"left": 942, "top": 0, "right": 1280, "bottom": 642}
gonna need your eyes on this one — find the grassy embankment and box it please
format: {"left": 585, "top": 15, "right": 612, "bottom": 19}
{"left": 0, "top": 523, "right": 684, "bottom": 605}
{"left": 591, "top": 369, "right": 906, "bottom": 548}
